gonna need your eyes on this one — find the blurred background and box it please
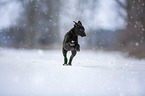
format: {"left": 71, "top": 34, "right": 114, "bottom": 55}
{"left": 0, "top": 0, "right": 145, "bottom": 58}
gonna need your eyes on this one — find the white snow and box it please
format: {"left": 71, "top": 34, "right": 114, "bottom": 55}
{"left": 0, "top": 49, "right": 145, "bottom": 96}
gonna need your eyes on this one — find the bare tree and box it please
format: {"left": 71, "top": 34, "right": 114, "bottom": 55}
{"left": 116, "top": 0, "right": 145, "bottom": 58}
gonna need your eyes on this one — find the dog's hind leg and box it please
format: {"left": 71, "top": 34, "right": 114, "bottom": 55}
{"left": 63, "top": 48, "right": 68, "bottom": 65}
{"left": 68, "top": 50, "right": 77, "bottom": 65}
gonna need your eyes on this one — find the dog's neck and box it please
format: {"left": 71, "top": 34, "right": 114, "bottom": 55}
{"left": 70, "top": 27, "right": 77, "bottom": 36}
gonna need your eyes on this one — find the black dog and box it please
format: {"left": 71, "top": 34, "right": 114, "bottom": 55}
{"left": 62, "top": 21, "right": 86, "bottom": 66}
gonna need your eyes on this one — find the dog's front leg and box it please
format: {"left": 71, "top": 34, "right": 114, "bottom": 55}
{"left": 75, "top": 44, "right": 80, "bottom": 52}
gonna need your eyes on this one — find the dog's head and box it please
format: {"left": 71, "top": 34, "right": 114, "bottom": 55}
{"left": 73, "top": 21, "right": 86, "bottom": 37}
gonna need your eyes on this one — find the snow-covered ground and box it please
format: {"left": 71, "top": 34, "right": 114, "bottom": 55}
{"left": 0, "top": 48, "right": 145, "bottom": 96}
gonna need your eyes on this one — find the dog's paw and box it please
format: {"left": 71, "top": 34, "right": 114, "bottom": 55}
{"left": 76, "top": 45, "right": 80, "bottom": 52}
{"left": 63, "top": 63, "right": 67, "bottom": 66}
{"left": 63, "top": 64, "right": 72, "bottom": 66}
{"left": 77, "top": 49, "right": 80, "bottom": 52}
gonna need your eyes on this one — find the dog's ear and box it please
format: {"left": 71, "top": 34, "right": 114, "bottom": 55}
{"left": 73, "top": 21, "right": 78, "bottom": 27}
{"left": 73, "top": 21, "right": 82, "bottom": 27}
{"left": 78, "top": 21, "right": 82, "bottom": 26}
{"left": 73, "top": 21, "right": 77, "bottom": 24}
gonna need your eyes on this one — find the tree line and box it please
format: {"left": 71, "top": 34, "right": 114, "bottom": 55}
{"left": 0, "top": 0, "right": 61, "bottom": 48}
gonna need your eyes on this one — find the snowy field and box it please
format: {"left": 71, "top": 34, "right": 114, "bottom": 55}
{"left": 0, "top": 48, "right": 145, "bottom": 96}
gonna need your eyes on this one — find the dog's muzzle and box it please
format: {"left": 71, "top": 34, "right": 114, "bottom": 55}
{"left": 81, "top": 33, "right": 86, "bottom": 37}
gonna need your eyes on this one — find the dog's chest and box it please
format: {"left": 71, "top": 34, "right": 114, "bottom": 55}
{"left": 71, "top": 35, "right": 77, "bottom": 41}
